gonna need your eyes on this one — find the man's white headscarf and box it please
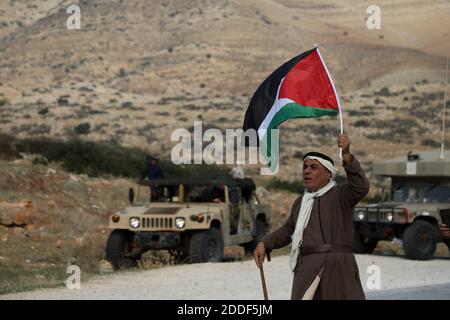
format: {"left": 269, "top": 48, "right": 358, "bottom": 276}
{"left": 289, "top": 153, "right": 338, "bottom": 271}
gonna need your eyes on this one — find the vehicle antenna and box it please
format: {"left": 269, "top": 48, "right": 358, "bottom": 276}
{"left": 440, "top": 56, "right": 449, "bottom": 160}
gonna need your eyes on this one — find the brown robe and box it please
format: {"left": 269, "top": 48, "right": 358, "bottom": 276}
{"left": 261, "top": 156, "right": 370, "bottom": 300}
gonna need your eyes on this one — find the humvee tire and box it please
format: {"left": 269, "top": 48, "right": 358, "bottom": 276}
{"left": 352, "top": 224, "right": 378, "bottom": 254}
{"left": 187, "top": 227, "right": 224, "bottom": 263}
{"left": 106, "top": 230, "right": 139, "bottom": 269}
{"left": 403, "top": 220, "right": 437, "bottom": 260}
{"left": 242, "top": 218, "right": 266, "bottom": 255}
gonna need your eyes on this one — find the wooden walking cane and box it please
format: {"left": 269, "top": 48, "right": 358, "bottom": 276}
{"left": 259, "top": 265, "right": 269, "bottom": 300}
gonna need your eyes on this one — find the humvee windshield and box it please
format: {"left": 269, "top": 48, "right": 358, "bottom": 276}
{"left": 146, "top": 184, "right": 226, "bottom": 203}
{"left": 185, "top": 184, "right": 225, "bottom": 203}
{"left": 391, "top": 178, "right": 450, "bottom": 203}
{"left": 150, "top": 185, "right": 179, "bottom": 202}
{"left": 140, "top": 177, "right": 255, "bottom": 204}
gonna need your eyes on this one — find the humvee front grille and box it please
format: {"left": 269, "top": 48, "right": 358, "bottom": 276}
{"left": 366, "top": 210, "right": 388, "bottom": 222}
{"left": 354, "top": 207, "right": 406, "bottom": 223}
{"left": 142, "top": 217, "right": 173, "bottom": 229}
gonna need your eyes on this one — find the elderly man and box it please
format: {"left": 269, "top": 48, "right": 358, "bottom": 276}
{"left": 254, "top": 133, "right": 370, "bottom": 300}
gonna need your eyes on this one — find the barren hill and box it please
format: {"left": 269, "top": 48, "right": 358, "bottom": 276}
{"left": 0, "top": 0, "right": 449, "bottom": 179}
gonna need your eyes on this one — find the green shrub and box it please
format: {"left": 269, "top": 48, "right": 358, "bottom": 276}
{"left": 375, "top": 87, "right": 398, "bottom": 97}
{"left": 57, "top": 96, "right": 69, "bottom": 106}
{"left": 267, "top": 178, "right": 304, "bottom": 193}
{"left": 348, "top": 110, "right": 374, "bottom": 117}
{"left": 267, "top": 173, "right": 346, "bottom": 194}
{"left": 74, "top": 123, "right": 91, "bottom": 135}
{"left": 421, "top": 139, "right": 440, "bottom": 148}
{"left": 12, "top": 137, "right": 228, "bottom": 179}
{"left": 354, "top": 120, "right": 370, "bottom": 127}
{"left": 0, "top": 133, "right": 21, "bottom": 160}
{"left": 38, "top": 107, "right": 49, "bottom": 115}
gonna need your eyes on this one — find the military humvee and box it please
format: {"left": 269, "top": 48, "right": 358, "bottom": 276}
{"left": 105, "top": 176, "right": 271, "bottom": 269}
{"left": 353, "top": 151, "right": 450, "bottom": 260}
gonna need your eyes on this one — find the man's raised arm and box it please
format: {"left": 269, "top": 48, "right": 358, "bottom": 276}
{"left": 338, "top": 133, "right": 370, "bottom": 209}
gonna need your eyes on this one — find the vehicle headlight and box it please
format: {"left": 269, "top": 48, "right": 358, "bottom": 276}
{"left": 387, "top": 213, "right": 393, "bottom": 222}
{"left": 129, "top": 217, "right": 140, "bottom": 228}
{"left": 175, "top": 217, "right": 185, "bottom": 228}
{"left": 357, "top": 211, "right": 365, "bottom": 221}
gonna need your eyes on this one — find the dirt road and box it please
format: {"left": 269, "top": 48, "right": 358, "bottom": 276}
{"left": 2, "top": 254, "right": 450, "bottom": 300}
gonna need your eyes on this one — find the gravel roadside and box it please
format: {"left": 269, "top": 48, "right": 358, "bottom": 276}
{"left": 2, "top": 254, "right": 450, "bottom": 300}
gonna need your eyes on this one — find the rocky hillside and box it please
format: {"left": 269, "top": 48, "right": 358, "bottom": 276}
{"left": 0, "top": 156, "right": 131, "bottom": 293}
{"left": 0, "top": 0, "right": 448, "bottom": 177}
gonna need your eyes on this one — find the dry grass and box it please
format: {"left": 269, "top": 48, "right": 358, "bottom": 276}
{"left": 0, "top": 159, "right": 128, "bottom": 294}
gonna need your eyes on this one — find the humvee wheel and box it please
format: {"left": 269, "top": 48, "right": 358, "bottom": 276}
{"left": 243, "top": 218, "right": 266, "bottom": 255}
{"left": 106, "top": 230, "right": 139, "bottom": 270}
{"left": 188, "top": 228, "right": 224, "bottom": 263}
{"left": 403, "top": 220, "right": 437, "bottom": 260}
{"left": 352, "top": 224, "right": 378, "bottom": 254}
{"left": 169, "top": 250, "right": 188, "bottom": 264}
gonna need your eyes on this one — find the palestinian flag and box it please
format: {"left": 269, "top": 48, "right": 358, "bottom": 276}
{"left": 243, "top": 47, "right": 341, "bottom": 154}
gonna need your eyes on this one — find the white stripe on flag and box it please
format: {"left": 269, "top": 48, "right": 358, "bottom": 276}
{"left": 257, "top": 77, "right": 295, "bottom": 140}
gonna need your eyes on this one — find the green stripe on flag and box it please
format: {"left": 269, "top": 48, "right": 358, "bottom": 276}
{"left": 269, "top": 103, "right": 338, "bottom": 130}
{"left": 260, "top": 103, "right": 338, "bottom": 172}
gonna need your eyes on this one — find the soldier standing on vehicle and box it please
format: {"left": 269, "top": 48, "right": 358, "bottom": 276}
{"left": 253, "top": 133, "right": 370, "bottom": 300}
{"left": 141, "top": 156, "right": 164, "bottom": 201}
{"left": 142, "top": 156, "right": 164, "bottom": 180}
